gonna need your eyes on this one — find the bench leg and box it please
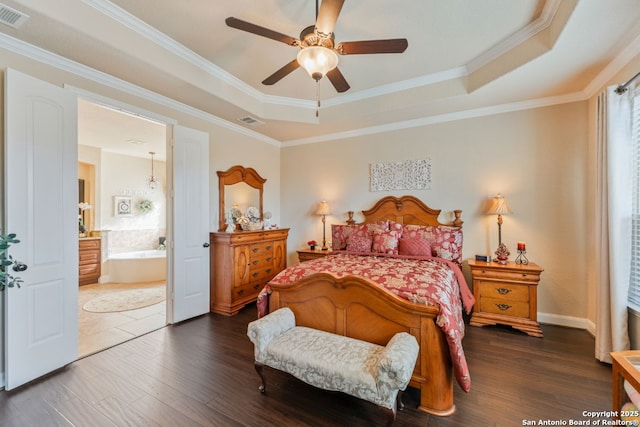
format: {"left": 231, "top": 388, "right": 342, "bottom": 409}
{"left": 397, "top": 390, "right": 405, "bottom": 411}
{"left": 383, "top": 395, "right": 398, "bottom": 427}
{"left": 254, "top": 362, "right": 266, "bottom": 393}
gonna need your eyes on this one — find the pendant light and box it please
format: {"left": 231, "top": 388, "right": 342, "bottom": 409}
{"left": 148, "top": 151, "right": 159, "bottom": 190}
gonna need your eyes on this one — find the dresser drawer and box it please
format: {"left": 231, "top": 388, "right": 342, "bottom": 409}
{"left": 232, "top": 282, "right": 262, "bottom": 302}
{"left": 79, "top": 263, "right": 100, "bottom": 277}
{"left": 79, "top": 239, "right": 100, "bottom": 250}
{"left": 478, "top": 281, "right": 529, "bottom": 302}
{"left": 472, "top": 268, "right": 540, "bottom": 283}
{"left": 79, "top": 250, "right": 100, "bottom": 265}
{"left": 249, "top": 242, "right": 274, "bottom": 258}
{"left": 480, "top": 297, "right": 530, "bottom": 318}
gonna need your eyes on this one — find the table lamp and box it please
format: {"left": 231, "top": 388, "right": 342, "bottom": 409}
{"left": 487, "top": 193, "right": 512, "bottom": 262}
{"left": 315, "top": 201, "right": 331, "bottom": 250}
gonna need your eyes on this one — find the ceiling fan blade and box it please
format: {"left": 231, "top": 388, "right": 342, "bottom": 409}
{"left": 226, "top": 17, "right": 298, "bottom": 46}
{"left": 336, "top": 39, "right": 408, "bottom": 55}
{"left": 326, "top": 67, "right": 350, "bottom": 93}
{"left": 262, "top": 59, "right": 301, "bottom": 85}
{"left": 315, "top": 0, "right": 345, "bottom": 36}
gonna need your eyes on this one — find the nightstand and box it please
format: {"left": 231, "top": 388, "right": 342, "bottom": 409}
{"left": 468, "top": 259, "right": 544, "bottom": 337}
{"left": 297, "top": 249, "right": 331, "bottom": 262}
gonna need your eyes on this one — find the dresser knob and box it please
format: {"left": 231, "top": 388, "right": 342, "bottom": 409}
{"left": 252, "top": 248, "right": 259, "bottom": 253}
{"left": 496, "top": 288, "right": 511, "bottom": 295}
{"left": 496, "top": 303, "right": 512, "bottom": 311}
{"left": 522, "top": 273, "right": 527, "bottom": 277}
{"left": 237, "top": 289, "right": 244, "bottom": 295}
{"left": 481, "top": 269, "right": 486, "bottom": 273}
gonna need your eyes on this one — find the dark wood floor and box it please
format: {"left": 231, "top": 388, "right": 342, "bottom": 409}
{"left": 0, "top": 304, "right": 612, "bottom": 427}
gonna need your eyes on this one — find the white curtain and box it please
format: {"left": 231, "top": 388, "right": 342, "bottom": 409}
{"left": 595, "top": 85, "right": 633, "bottom": 363}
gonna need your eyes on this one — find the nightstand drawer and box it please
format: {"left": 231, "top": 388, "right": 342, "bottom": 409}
{"left": 472, "top": 268, "right": 540, "bottom": 283}
{"left": 480, "top": 297, "right": 530, "bottom": 318}
{"left": 478, "top": 282, "right": 529, "bottom": 302}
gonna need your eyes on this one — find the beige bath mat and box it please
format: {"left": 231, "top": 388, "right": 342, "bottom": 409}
{"left": 83, "top": 287, "right": 166, "bottom": 313}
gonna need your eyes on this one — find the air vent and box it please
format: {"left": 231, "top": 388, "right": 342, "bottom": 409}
{"left": 0, "top": 3, "right": 29, "bottom": 29}
{"left": 237, "top": 116, "right": 265, "bottom": 127}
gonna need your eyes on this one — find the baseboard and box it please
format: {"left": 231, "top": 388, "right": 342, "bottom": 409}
{"left": 538, "top": 312, "right": 595, "bottom": 336}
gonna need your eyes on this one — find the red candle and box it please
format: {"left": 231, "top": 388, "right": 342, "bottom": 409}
{"left": 517, "top": 241, "right": 526, "bottom": 251}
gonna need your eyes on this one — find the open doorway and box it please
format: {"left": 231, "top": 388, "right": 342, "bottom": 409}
{"left": 77, "top": 99, "right": 168, "bottom": 357}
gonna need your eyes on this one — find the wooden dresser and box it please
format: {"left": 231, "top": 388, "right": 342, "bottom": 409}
{"left": 79, "top": 237, "right": 101, "bottom": 286}
{"left": 210, "top": 228, "right": 289, "bottom": 316}
{"left": 468, "top": 259, "right": 544, "bottom": 337}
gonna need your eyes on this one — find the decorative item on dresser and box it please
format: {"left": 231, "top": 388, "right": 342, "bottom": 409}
{"left": 468, "top": 259, "right": 543, "bottom": 337}
{"left": 210, "top": 229, "right": 289, "bottom": 316}
{"left": 297, "top": 248, "right": 331, "bottom": 263}
{"left": 79, "top": 237, "right": 101, "bottom": 286}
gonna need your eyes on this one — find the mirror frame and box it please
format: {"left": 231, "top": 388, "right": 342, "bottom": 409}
{"left": 217, "top": 165, "right": 266, "bottom": 232}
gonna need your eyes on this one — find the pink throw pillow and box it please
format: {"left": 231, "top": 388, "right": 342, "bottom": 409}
{"left": 331, "top": 221, "right": 390, "bottom": 250}
{"left": 398, "top": 238, "right": 432, "bottom": 257}
{"left": 401, "top": 224, "right": 463, "bottom": 263}
{"left": 372, "top": 230, "right": 400, "bottom": 254}
{"left": 346, "top": 234, "right": 373, "bottom": 252}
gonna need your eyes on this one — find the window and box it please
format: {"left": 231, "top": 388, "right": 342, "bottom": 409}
{"left": 628, "top": 85, "right": 640, "bottom": 307}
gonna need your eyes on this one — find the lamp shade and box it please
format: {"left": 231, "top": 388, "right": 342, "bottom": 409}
{"left": 297, "top": 46, "right": 339, "bottom": 81}
{"left": 486, "top": 193, "right": 512, "bottom": 215}
{"left": 315, "top": 201, "right": 331, "bottom": 216}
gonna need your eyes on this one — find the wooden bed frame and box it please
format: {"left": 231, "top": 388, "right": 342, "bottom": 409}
{"left": 268, "top": 196, "right": 464, "bottom": 416}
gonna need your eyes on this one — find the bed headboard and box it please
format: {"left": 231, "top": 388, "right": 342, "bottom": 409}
{"left": 348, "top": 195, "right": 463, "bottom": 228}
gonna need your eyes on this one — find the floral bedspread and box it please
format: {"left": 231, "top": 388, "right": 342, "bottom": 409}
{"left": 268, "top": 252, "right": 474, "bottom": 392}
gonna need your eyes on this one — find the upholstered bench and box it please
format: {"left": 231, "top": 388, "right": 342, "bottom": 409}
{"left": 247, "top": 307, "right": 419, "bottom": 426}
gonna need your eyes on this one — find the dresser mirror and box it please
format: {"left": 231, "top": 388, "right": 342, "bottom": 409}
{"left": 217, "top": 165, "right": 266, "bottom": 231}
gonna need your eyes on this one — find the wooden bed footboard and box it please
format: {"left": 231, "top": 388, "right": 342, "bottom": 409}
{"left": 268, "top": 273, "right": 456, "bottom": 416}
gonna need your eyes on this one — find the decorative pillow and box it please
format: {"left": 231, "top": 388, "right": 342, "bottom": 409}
{"left": 346, "top": 234, "right": 373, "bottom": 252}
{"left": 402, "top": 224, "right": 463, "bottom": 264}
{"left": 388, "top": 221, "right": 404, "bottom": 233}
{"left": 398, "top": 238, "right": 432, "bottom": 257}
{"left": 372, "top": 230, "right": 400, "bottom": 254}
{"left": 331, "top": 221, "right": 389, "bottom": 250}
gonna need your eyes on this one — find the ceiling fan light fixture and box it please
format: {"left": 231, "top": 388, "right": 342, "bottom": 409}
{"left": 296, "top": 46, "right": 338, "bottom": 81}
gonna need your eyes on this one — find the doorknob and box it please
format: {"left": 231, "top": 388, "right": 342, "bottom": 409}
{"left": 203, "top": 242, "right": 210, "bottom": 248}
{"left": 12, "top": 261, "right": 27, "bottom": 272}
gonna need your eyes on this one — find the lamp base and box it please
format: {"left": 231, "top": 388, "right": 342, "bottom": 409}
{"left": 493, "top": 243, "right": 510, "bottom": 264}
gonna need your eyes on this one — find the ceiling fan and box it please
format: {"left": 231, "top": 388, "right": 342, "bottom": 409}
{"left": 225, "top": 0, "right": 408, "bottom": 93}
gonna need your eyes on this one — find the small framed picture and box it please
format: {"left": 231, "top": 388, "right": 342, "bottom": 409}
{"left": 115, "top": 196, "right": 133, "bottom": 217}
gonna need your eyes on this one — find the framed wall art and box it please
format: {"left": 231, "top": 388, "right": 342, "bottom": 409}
{"left": 114, "top": 196, "right": 133, "bottom": 217}
{"left": 370, "top": 158, "right": 432, "bottom": 192}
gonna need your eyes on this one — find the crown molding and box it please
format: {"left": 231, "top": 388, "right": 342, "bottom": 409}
{"left": 82, "top": 0, "right": 262, "bottom": 100}
{"left": 284, "top": 91, "right": 586, "bottom": 147}
{"left": 466, "top": 0, "right": 562, "bottom": 74}
{"left": 583, "top": 31, "right": 640, "bottom": 98}
{"left": 83, "top": 0, "right": 562, "bottom": 115}
{"left": 0, "top": 32, "right": 282, "bottom": 147}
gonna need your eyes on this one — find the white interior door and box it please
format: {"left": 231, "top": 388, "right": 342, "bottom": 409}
{"left": 4, "top": 68, "right": 78, "bottom": 389}
{"left": 170, "top": 125, "right": 210, "bottom": 323}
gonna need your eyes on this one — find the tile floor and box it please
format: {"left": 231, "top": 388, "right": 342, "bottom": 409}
{"left": 78, "top": 281, "right": 167, "bottom": 357}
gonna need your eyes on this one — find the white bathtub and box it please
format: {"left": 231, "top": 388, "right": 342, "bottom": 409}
{"left": 108, "top": 250, "right": 167, "bottom": 283}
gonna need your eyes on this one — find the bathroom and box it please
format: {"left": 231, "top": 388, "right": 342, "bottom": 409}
{"left": 78, "top": 99, "right": 168, "bottom": 356}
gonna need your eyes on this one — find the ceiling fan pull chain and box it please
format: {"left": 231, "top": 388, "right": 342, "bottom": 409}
{"left": 316, "top": 80, "right": 321, "bottom": 117}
